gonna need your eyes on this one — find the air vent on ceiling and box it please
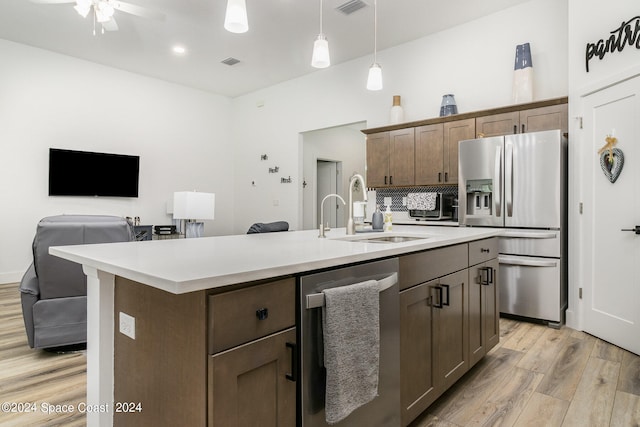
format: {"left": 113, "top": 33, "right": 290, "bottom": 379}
{"left": 221, "top": 57, "right": 240, "bottom": 66}
{"left": 335, "top": 0, "right": 368, "bottom": 15}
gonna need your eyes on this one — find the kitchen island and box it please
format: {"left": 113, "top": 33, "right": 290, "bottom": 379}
{"left": 51, "top": 225, "right": 501, "bottom": 427}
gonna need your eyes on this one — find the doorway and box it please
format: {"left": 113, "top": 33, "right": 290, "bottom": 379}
{"left": 317, "top": 160, "right": 343, "bottom": 229}
{"left": 580, "top": 74, "right": 640, "bottom": 355}
{"left": 300, "top": 121, "right": 367, "bottom": 230}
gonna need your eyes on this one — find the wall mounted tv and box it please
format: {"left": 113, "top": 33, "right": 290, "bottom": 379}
{"left": 48, "top": 148, "right": 140, "bottom": 197}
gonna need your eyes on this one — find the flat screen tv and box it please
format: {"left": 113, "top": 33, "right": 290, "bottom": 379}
{"left": 48, "top": 148, "right": 140, "bottom": 197}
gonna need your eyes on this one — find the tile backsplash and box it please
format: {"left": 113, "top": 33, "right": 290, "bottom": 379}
{"left": 374, "top": 186, "right": 458, "bottom": 211}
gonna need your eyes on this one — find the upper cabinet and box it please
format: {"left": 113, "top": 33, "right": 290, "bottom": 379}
{"left": 363, "top": 97, "right": 567, "bottom": 189}
{"left": 367, "top": 128, "right": 415, "bottom": 187}
{"left": 475, "top": 103, "right": 568, "bottom": 138}
{"left": 415, "top": 118, "right": 475, "bottom": 186}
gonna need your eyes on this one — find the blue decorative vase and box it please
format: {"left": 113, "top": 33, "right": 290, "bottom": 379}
{"left": 439, "top": 94, "right": 458, "bottom": 117}
{"left": 512, "top": 42, "right": 533, "bottom": 103}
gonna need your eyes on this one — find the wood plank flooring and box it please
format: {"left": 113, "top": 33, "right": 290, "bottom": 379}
{"left": 412, "top": 317, "right": 640, "bottom": 427}
{"left": 1, "top": 282, "right": 639, "bottom": 426}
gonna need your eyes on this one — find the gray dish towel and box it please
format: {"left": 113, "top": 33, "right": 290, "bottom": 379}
{"left": 322, "top": 280, "right": 380, "bottom": 424}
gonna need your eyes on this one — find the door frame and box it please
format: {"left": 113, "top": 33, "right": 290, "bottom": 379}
{"left": 570, "top": 67, "right": 640, "bottom": 335}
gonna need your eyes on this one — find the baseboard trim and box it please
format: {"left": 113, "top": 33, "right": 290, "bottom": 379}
{"left": 0, "top": 271, "right": 23, "bottom": 285}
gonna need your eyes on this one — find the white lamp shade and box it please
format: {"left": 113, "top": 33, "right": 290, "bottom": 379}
{"left": 173, "top": 192, "right": 216, "bottom": 220}
{"left": 367, "top": 63, "right": 383, "bottom": 91}
{"left": 311, "top": 35, "right": 330, "bottom": 68}
{"left": 224, "top": 0, "right": 248, "bottom": 33}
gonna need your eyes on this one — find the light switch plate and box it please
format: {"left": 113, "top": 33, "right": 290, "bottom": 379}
{"left": 384, "top": 197, "right": 392, "bottom": 207}
{"left": 119, "top": 312, "right": 135, "bottom": 340}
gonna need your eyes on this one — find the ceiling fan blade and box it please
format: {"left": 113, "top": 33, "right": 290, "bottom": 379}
{"left": 102, "top": 17, "right": 119, "bottom": 31}
{"left": 29, "top": 0, "right": 75, "bottom": 4}
{"left": 112, "top": 1, "right": 166, "bottom": 21}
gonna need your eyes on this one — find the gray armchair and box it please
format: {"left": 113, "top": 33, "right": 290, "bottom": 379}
{"left": 19, "top": 215, "right": 133, "bottom": 349}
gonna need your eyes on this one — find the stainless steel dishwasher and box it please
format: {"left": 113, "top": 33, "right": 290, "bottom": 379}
{"left": 298, "top": 257, "right": 400, "bottom": 426}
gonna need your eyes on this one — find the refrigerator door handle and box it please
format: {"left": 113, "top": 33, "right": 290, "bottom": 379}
{"left": 498, "top": 255, "right": 558, "bottom": 268}
{"left": 494, "top": 145, "right": 502, "bottom": 217}
{"left": 505, "top": 141, "right": 514, "bottom": 217}
{"left": 502, "top": 231, "right": 558, "bottom": 239}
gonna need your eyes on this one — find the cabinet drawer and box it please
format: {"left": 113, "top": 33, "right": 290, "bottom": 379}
{"left": 209, "top": 278, "right": 295, "bottom": 354}
{"left": 399, "top": 244, "right": 468, "bottom": 290}
{"left": 469, "top": 238, "right": 498, "bottom": 266}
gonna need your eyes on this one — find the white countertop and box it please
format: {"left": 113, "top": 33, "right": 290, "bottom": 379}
{"left": 50, "top": 225, "right": 501, "bottom": 295}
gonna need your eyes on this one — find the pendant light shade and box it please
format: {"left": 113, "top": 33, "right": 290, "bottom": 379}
{"left": 311, "top": 0, "right": 330, "bottom": 68}
{"left": 367, "top": 63, "right": 383, "bottom": 91}
{"left": 311, "top": 35, "right": 330, "bottom": 68}
{"left": 224, "top": 0, "right": 248, "bottom": 34}
{"left": 367, "top": 0, "right": 382, "bottom": 91}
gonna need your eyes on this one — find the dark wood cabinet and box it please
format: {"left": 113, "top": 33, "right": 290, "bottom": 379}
{"left": 400, "top": 278, "right": 439, "bottom": 426}
{"left": 366, "top": 131, "right": 390, "bottom": 187}
{"left": 209, "top": 328, "right": 296, "bottom": 427}
{"left": 476, "top": 103, "right": 568, "bottom": 137}
{"left": 399, "top": 240, "right": 498, "bottom": 426}
{"left": 443, "top": 118, "right": 475, "bottom": 185}
{"left": 366, "top": 129, "right": 415, "bottom": 187}
{"left": 469, "top": 258, "right": 499, "bottom": 367}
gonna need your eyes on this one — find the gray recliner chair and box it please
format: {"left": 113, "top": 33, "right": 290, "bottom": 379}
{"left": 19, "top": 215, "right": 133, "bottom": 349}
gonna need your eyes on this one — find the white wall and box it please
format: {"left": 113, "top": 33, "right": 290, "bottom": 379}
{"left": 566, "top": 0, "right": 640, "bottom": 329}
{"left": 0, "top": 39, "right": 235, "bottom": 282}
{"left": 231, "top": 0, "right": 569, "bottom": 233}
{"left": 301, "top": 122, "right": 367, "bottom": 230}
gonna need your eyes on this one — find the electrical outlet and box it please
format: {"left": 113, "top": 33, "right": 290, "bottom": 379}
{"left": 273, "top": 199, "right": 279, "bottom": 206}
{"left": 119, "top": 312, "right": 135, "bottom": 340}
{"left": 402, "top": 197, "right": 407, "bottom": 206}
{"left": 384, "top": 197, "right": 392, "bottom": 207}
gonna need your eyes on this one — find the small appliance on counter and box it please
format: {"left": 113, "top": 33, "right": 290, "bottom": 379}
{"left": 407, "top": 192, "right": 454, "bottom": 220}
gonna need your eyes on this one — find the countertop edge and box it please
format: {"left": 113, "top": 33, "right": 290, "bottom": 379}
{"left": 51, "top": 227, "right": 503, "bottom": 294}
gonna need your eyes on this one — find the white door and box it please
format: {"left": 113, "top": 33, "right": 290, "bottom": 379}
{"left": 581, "top": 75, "right": 640, "bottom": 355}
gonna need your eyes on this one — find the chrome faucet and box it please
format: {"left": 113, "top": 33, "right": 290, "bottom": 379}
{"left": 318, "top": 193, "right": 346, "bottom": 238}
{"left": 346, "top": 173, "right": 368, "bottom": 235}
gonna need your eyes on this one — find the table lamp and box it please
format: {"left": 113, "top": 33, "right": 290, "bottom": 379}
{"left": 173, "top": 191, "right": 215, "bottom": 238}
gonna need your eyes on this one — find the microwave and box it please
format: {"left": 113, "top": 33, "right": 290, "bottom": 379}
{"left": 408, "top": 193, "right": 454, "bottom": 220}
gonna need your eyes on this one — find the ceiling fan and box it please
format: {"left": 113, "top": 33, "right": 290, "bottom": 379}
{"left": 30, "top": 0, "right": 165, "bottom": 33}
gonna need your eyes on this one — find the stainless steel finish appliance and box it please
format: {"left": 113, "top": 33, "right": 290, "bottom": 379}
{"left": 299, "top": 258, "right": 400, "bottom": 426}
{"left": 408, "top": 193, "right": 454, "bottom": 220}
{"left": 458, "top": 130, "right": 567, "bottom": 325}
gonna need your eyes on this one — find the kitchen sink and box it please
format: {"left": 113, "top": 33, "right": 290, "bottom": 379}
{"left": 332, "top": 233, "right": 432, "bottom": 244}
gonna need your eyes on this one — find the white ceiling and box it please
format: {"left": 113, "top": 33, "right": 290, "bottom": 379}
{"left": 0, "top": 0, "right": 531, "bottom": 97}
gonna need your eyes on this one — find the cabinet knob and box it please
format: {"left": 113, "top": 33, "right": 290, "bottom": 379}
{"left": 256, "top": 308, "right": 269, "bottom": 320}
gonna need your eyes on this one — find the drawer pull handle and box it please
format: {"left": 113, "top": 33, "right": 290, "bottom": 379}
{"left": 286, "top": 342, "right": 296, "bottom": 382}
{"left": 256, "top": 308, "right": 269, "bottom": 321}
{"left": 480, "top": 248, "right": 491, "bottom": 253}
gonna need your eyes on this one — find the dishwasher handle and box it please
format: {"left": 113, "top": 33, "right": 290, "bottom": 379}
{"left": 305, "top": 272, "right": 398, "bottom": 309}
{"left": 498, "top": 255, "right": 557, "bottom": 268}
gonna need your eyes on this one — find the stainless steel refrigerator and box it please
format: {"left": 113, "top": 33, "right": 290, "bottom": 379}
{"left": 458, "top": 130, "right": 567, "bottom": 326}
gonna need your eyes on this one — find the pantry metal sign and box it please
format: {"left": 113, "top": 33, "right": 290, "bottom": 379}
{"left": 586, "top": 15, "right": 640, "bottom": 72}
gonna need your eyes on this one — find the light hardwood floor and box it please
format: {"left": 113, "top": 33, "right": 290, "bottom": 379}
{"left": 1, "top": 282, "right": 639, "bottom": 426}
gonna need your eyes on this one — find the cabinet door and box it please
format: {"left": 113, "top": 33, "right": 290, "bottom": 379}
{"left": 469, "top": 259, "right": 500, "bottom": 367}
{"left": 433, "top": 269, "right": 469, "bottom": 391}
{"left": 366, "top": 132, "right": 390, "bottom": 187}
{"left": 475, "top": 111, "right": 520, "bottom": 137}
{"left": 209, "top": 328, "right": 296, "bottom": 427}
{"left": 400, "top": 279, "right": 439, "bottom": 426}
{"left": 443, "top": 118, "right": 475, "bottom": 185}
{"left": 389, "top": 128, "right": 415, "bottom": 186}
{"left": 520, "top": 104, "right": 568, "bottom": 134}
{"left": 415, "top": 123, "right": 444, "bottom": 185}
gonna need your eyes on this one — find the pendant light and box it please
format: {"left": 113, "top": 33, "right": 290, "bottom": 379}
{"left": 311, "top": 0, "right": 330, "bottom": 68}
{"left": 366, "top": 0, "right": 383, "bottom": 91}
{"left": 224, "top": 0, "right": 248, "bottom": 34}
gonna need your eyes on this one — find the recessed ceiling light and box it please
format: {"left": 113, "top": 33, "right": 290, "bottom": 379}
{"left": 172, "top": 45, "right": 187, "bottom": 55}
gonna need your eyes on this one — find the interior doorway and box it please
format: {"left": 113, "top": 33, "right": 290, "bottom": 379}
{"left": 317, "top": 160, "right": 343, "bottom": 228}
{"left": 300, "top": 121, "right": 367, "bottom": 230}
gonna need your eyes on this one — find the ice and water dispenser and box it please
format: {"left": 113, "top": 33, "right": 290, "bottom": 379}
{"left": 464, "top": 179, "right": 493, "bottom": 216}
